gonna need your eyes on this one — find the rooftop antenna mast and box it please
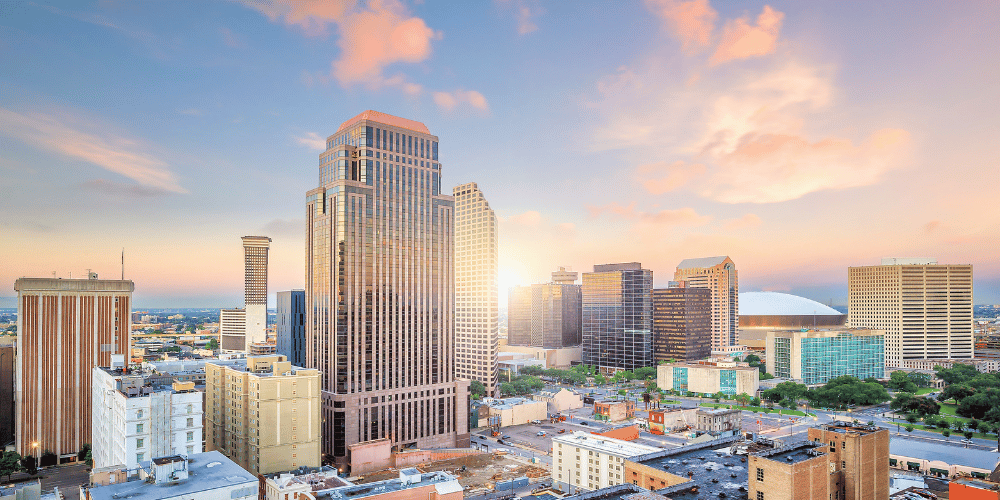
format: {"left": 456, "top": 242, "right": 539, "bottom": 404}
{"left": 121, "top": 248, "right": 124, "bottom": 280}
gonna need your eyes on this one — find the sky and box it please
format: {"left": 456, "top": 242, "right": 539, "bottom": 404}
{"left": 1, "top": 0, "right": 998, "bottom": 308}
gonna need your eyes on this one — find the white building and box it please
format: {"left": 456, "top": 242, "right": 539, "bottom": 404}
{"left": 453, "top": 182, "right": 499, "bottom": 396}
{"left": 552, "top": 431, "right": 660, "bottom": 494}
{"left": 219, "top": 308, "right": 247, "bottom": 353}
{"left": 83, "top": 451, "right": 257, "bottom": 500}
{"left": 533, "top": 388, "right": 583, "bottom": 413}
{"left": 92, "top": 355, "right": 204, "bottom": 470}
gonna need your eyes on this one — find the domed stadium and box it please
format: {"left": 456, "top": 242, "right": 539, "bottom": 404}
{"left": 739, "top": 292, "right": 847, "bottom": 346}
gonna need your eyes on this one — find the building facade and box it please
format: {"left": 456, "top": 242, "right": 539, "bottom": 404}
{"left": 849, "top": 258, "right": 973, "bottom": 368}
{"left": 656, "top": 359, "right": 759, "bottom": 396}
{"left": 582, "top": 263, "right": 652, "bottom": 372}
{"left": 652, "top": 285, "right": 711, "bottom": 362}
{"left": 276, "top": 290, "right": 306, "bottom": 367}
{"left": 766, "top": 328, "right": 885, "bottom": 385}
{"left": 204, "top": 355, "right": 320, "bottom": 475}
{"left": 805, "top": 422, "right": 890, "bottom": 500}
{"left": 0, "top": 343, "right": 13, "bottom": 447}
{"left": 552, "top": 431, "right": 659, "bottom": 494}
{"left": 453, "top": 182, "right": 499, "bottom": 397}
{"left": 219, "top": 308, "right": 247, "bottom": 352}
{"left": 305, "top": 111, "right": 469, "bottom": 469}
{"left": 673, "top": 256, "right": 739, "bottom": 349}
{"left": 508, "top": 268, "right": 582, "bottom": 350}
{"left": 91, "top": 356, "right": 203, "bottom": 470}
{"left": 14, "top": 276, "right": 133, "bottom": 459}
{"left": 242, "top": 236, "right": 271, "bottom": 349}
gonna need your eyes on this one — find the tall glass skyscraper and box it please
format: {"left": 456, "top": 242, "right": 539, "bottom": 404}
{"left": 305, "top": 111, "right": 469, "bottom": 470}
{"left": 582, "top": 263, "right": 653, "bottom": 372}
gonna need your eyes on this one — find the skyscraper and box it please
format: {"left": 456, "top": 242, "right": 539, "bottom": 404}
{"left": 453, "top": 182, "right": 499, "bottom": 397}
{"left": 306, "top": 111, "right": 469, "bottom": 470}
{"left": 276, "top": 290, "right": 306, "bottom": 367}
{"left": 242, "top": 235, "right": 271, "bottom": 347}
{"left": 582, "top": 263, "right": 653, "bottom": 373}
{"left": 14, "top": 275, "right": 133, "bottom": 459}
{"left": 848, "top": 258, "right": 973, "bottom": 368}
{"left": 673, "top": 256, "right": 739, "bottom": 350}
{"left": 508, "top": 268, "right": 582, "bottom": 349}
{"left": 651, "top": 284, "right": 712, "bottom": 362}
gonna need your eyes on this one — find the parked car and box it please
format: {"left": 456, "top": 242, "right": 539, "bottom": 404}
{"left": 581, "top": 421, "right": 589, "bottom": 426}
{"left": 557, "top": 429, "right": 566, "bottom": 434}
{"left": 537, "top": 431, "right": 546, "bottom": 436}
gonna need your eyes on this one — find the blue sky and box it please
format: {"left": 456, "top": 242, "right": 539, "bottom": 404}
{"left": 1, "top": 0, "right": 997, "bottom": 307}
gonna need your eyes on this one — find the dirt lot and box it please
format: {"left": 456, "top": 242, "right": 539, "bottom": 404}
{"left": 353, "top": 454, "right": 548, "bottom": 492}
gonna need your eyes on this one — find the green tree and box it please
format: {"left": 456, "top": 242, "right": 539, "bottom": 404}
{"left": 593, "top": 373, "right": 607, "bottom": 386}
{"left": 39, "top": 450, "right": 56, "bottom": 468}
{"left": 470, "top": 380, "right": 486, "bottom": 399}
{"left": 889, "top": 371, "right": 918, "bottom": 393}
{"left": 942, "top": 429, "right": 951, "bottom": 439}
{"left": 906, "top": 414, "right": 918, "bottom": 424}
{"left": 633, "top": 367, "right": 656, "bottom": 380}
{"left": 937, "top": 420, "right": 951, "bottom": 430}
{"left": 964, "top": 430, "right": 974, "bottom": 439}
{"left": 500, "top": 382, "right": 515, "bottom": 397}
{"left": 735, "top": 393, "right": 751, "bottom": 407}
{"left": 807, "top": 376, "right": 890, "bottom": 408}
{"left": 908, "top": 372, "right": 931, "bottom": 388}
{"left": 979, "top": 422, "right": 994, "bottom": 436}
{"left": 744, "top": 354, "right": 761, "bottom": 365}
{"left": 0, "top": 451, "right": 21, "bottom": 482}
{"left": 956, "top": 388, "right": 1000, "bottom": 420}
{"left": 750, "top": 396, "right": 761, "bottom": 407}
{"left": 938, "top": 384, "right": 977, "bottom": 404}
{"left": 969, "top": 419, "right": 980, "bottom": 431}
{"left": 763, "top": 381, "right": 808, "bottom": 403}
{"left": 520, "top": 366, "right": 544, "bottom": 376}
{"left": 77, "top": 444, "right": 90, "bottom": 463}
{"left": 20, "top": 455, "right": 37, "bottom": 476}
{"left": 760, "top": 372, "right": 775, "bottom": 380}
{"left": 905, "top": 425, "right": 914, "bottom": 433}
{"left": 206, "top": 338, "right": 219, "bottom": 350}
{"left": 780, "top": 398, "right": 796, "bottom": 409}
{"left": 935, "top": 364, "right": 980, "bottom": 385}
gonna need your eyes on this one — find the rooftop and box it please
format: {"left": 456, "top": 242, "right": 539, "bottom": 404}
{"left": 630, "top": 436, "right": 775, "bottom": 499}
{"left": 818, "top": 421, "right": 882, "bottom": 435}
{"left": 335, "top": 110, "right": 431, "bottom": 135}
{"left": 553, "top": 431, "right": 660, "bottom": 457}
{"left": 563, "top": 484, "right": 667, "bottom": 500}
{"left": 676, "top": 256, "right": 730, "bottom": 270}
{"left": 87, "top": 451, "right": 256, "bottom": 500}
{"left": 739, "top": 291, "right": 842, "bottom": 317}
{"left": 314, "top": 471, "right": 460, "bottom": 500}
{"left": 753, "top": 442, "right": 827, "bottom": 465}
{"left": 890, "top": 437, "right": 1000, "bottom": 470}
{"left": 266, "top": 466, "right": 352, "bottom": 491}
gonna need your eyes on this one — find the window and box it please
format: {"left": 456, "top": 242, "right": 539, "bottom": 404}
{"left": 136, "top": 453, "right": 144, "bottom": 463}
{"left": 186, "top": 445, "right": 194, "bottom": 454}
{"left": 136, "top": 438, "right": 144, "bottom": 449}
{"left": 187, "top": 417, "right": 194, "bottom": 427}
{"left": 842, "top": 461, "right": 846, "bottom": 469}
{"left": 187, "top": 404, "right": 193, "bottom": 414}
{"left": 757, "top": 492, "right": 764, "bottom": 500}
{"left": 187, "top": 431, "right": 194, "bottom": 442}
{"left": 756, "top": 468, "right": 764, "bottom": 481}
{"left": 136, "top": 423, "right": 143, "bottom": 433}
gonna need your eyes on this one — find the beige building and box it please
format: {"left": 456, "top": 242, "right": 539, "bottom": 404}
{"left": 899, "top": 358, "right": 1000, "bottom": 373}
{"left": 482, "top": 397, "right": 547, "bottom": 427}
{"left": 266, "top": 468, "right": 463, "bottom": 500}
{"left": 218, "top": 308, "right": 246, "bottom": 353}
{"left": 673, "top": 256, "right": 739, "bottom": 349}
{"left": 454, "top": 182, "right": 499, "bottom": 397}
{"left": 306, "top": 111, "right": 470, "bottom": 469}
{"left": 656, "top": 359, "right": 759, "bottom": 397}
{"left": 204, "top": 354, "right": 320, "bottom": 475}
{"left": 14, "top": 275, "right": 133, "bottom": 460}
{"left": 848, "top": 258, "right": 973, "bottom": 368}
{"left": 533, "top": 388, "right": 583, "bottom": 413}
{"left": 694, "top": 408, "right": 741, "bottom": 432}
{"left": 495, "top": 343, "right": 583, "bottom": 368}
{"left": 552, "top": 431, "right": 660, "bottom": 494}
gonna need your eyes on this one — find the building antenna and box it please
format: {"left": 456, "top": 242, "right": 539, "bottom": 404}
{"left": 121, "top": 248, "right": 125, "bottom": 280}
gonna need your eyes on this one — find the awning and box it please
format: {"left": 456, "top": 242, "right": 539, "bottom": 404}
{"left": 889, "top": 459, "right": 897, "bottom": 466}
{"left": 973, "top": 472, "right": 987, "bottom": 479}
{"left": 929, "top": 468, "right": 948, "bottom": 476}
{"left": 907, "top": 462, "right": 921, "bottom": 470}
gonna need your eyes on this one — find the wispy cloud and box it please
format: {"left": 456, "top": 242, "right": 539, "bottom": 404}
{"left": 710, "top": 5, "right": 784, "bottom": 65}
{"left": 644, "top": 0, "right": 717, "bottom": 51}
{"left": 588, "top": 202, "right": 711, "bottom": 227}
{"left": 0, "top": 107, "right": 187, "bottom": 194}
{"left": 219, "top": 27, "right": 244, "bottom": 48}
{"left": 294, "top": 132, "right": 326, "bottom": 150}
{"left": 433, "top": 90, "right": 490, "bottom": 112}
{"left": 497, "top": 0, "right": 544, "bottom": 35}
{"left": 723, "top": 213, "right": 761, "bottom": 230}
{"left": 82, "top": 179, "right": 172, "bottom": 198}
{"left": 261, "top": 218, "right": 304, "bottom": 237}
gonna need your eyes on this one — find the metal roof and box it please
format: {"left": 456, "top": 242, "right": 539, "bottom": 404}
{"left": 739, "top": 291, "right": 842, "bottom": 316}
{"left": 336, "top": 110, "right": 431, "bottom": 134}
{"left": 889, "top": 438, "right": 1000, "bottom": 470}
{"left": 675, "top": 256, "right": 730, "bottom": 270}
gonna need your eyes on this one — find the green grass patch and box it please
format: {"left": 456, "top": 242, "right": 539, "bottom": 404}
{"left": 915, "top": 388, "right": 937, "bottom": 395}
{"left": 939, "top": 403, "right": 960, "bottom": 417}
{"left": 699, "top": 403, "right": 809, "bottom": 417}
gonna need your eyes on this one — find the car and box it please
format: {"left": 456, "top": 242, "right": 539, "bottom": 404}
{"left": 531, "top": 420, "right": 542, "bottom": 424}
{"left": 537, "top": 431, "right": 546, "bottom": 436}
{"left": 581, "top": 421, "right": 588, "bottom": 426}
{"left": 558, "top": 429, "right": 566, "bottom": 434}
{"left": 496, "top": 448, "right": 511, "bottom": 454}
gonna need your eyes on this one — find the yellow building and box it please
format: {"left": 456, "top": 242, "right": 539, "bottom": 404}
{"left": 656, "top": 359, "right": 759, "bottom": 397}
{"left": 205, "top": 355, "right": 321, "bottom": 475}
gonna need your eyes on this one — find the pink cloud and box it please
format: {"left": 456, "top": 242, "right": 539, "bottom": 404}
{"left": 636, "top": 160, "right": 706, "bottom": 194}
{"left": 645, "top": 0, "right": 717, "bottom": 50}
{"left": 588, "top": 203, "right": 710, "bottom": 227}
{"left": 723, "top": 213, "right": 761, "bottom": 230}
{"left": 433, "top": 89, "right": 490, "bottom": 112}
{"left": 709, "top": 5, "right": 784, "bottom": 65}
{"left": 243, "top": 0, "right": 439, "bottom": 88}
{"left": 295, "top": 132, "right": 326, "bottom": 150}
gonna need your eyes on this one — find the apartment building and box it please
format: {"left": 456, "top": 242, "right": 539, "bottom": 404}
{"left": 673, "top": 256, "right": 739, "bottom": 349}
{"left": 204, "top": 354, "right": 321, "bottom": 475}
{"left": 765, "top": 328, "right": 885, "bottom": 385}
{"left": 91, "top": 355, "right": 203, "bottom": 470}
{"left": 849, "top": 258, "right": 973, "bottom": 368}
{"left": 552, "top": 431, "right": 660, "bottom": 494}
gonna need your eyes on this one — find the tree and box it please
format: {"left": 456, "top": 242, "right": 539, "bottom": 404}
{"left": 906, "top": 414, "right": 918, "bottom": 424}
{"left": 969, "top": 419, "right": 980, "bottom": 431}
{"left": 520, "top": 366, "right": 544, "bottom": 376}
{"left": 39, "top": 450, "right": 56, "bottom": 468}
{"left": 905, "top": 425, "right": 914, "bottom": 433}
{"left": 206, "top": 338, "right": 219, "bottom": 350}
{"left": 889, "top": 371, "right": 918, "bottom": 393}
{"left": 744, "top": 354, "right": 761, "bottom": 365}
{"left": 964, "top": 430, "right": 974, "bottom": 439}
{"left": 936, "top": 364, "right": 980, "bottom": 385}
{"left": 0, "top": 451, "right": 20, "bottom": 482}
{"left": 937, "top": 420, "right": 951, "bottom": 430}
{"left": 763, "top": 381, "right": 808, "bottom": 403}
{"left": 807, "top": 376, "right": 890, "bottom": 408}
{"left": 593, "top": 373, "right": 607, "bottom": 386}
{"left": 938, "top": 384, "right": 977, "bottom": 404}
{"left": 760, "top": 372, "right": 775, "bottom": 380}
{"left": 942, "top": 429, "right": 951, "bottom": 439}
{"left": 20, "top": 455, "right": 37, "bottom": 476}
{"left": 470, "top": 380, "right": 486, "bottom": 399}
{"left": 979, "top": 422, "right": 994, "bottom": 436}
{"left": 892, "top": 393, "right": 940, "bottom": 416}
{"left": 500, "top": 382, "right": 515, "bottom": 397}
{"left": 956, "top": 388, "right": 1000, "bottom": 420}
{"left": 78, "top": 444, "right": 91, "bottom": 463}
{"left": 751, "top": 396, "right": 762, "bottom": 407}
{"left": 908, "top": 372, "right": 931, "bottom": 388}
{"left": 735, "top": 393, "right": 752, "bottom": 407}
{"left": 780, "top": 398, "right": 796, "bottom": 410}
{"left": 633, "top": 367, "right": 656, "bottom": 380}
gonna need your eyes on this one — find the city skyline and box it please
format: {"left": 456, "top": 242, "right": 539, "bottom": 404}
{"left": 2, "top": 1, "right": 998, "bottom": 308}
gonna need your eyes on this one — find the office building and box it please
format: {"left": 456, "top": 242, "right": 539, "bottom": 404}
{"left": 454, "top": 182, "right": 499, "bottom": 396}
{"left": 509, "top": 268, "right": 583, "bottom": 349}
{"left": 849, "top": 258, "right": 973, "bottom": 368}
{"left": 582, "top": 263, "right": 653, "bottom": 373}
{"left": 305, "top": 111, "right": 469, "bottom": 470}
{"left": 552, "top": 431, "right": 660, "bottom": 494}
{"left": 765, "top": 328, "right": 885, "bottom": 385}
{"left": 204, "top": 355, "right": 320, "bottom": 475}
{"left": 82, "top": 451, "right": 258, "bottom": 500}
{"left": 656, "top": 359, "right": 759, "bottom": 396}
{"left": 276, "top": 290, "right": 306, "bottom": 367}
{"left": 0, "top": 342, "right": 13, "bottom": 447}
{"left": 219, "top": 308, "right": 247, "bottom": 352}
{"left": 91, "top": 355, "right": 203, "bottom": 470}
{"left": 651, "top": 284, "right": 711, "bottom": 362}
{"left": 673, "top": 256, "right": 739, "bottom": 349}
{"left": 14, "top": 275, "right": 133, "bottom": 460}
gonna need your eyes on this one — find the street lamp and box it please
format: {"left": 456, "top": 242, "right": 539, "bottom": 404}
{"left": 31, "top": 441, "right": 39, "bottom": 465}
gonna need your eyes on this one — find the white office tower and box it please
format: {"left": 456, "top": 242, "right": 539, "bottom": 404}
{"left": 91, "top": 355, "right": 204, "bottom": 470}
{"left": 242, "top": 236, "right": 271, "bottom": 347}
{"left": 849, "top": 258, "right": 973, "bottom": 368}
{"left": 453, "top": 182, "right": 499, "bottom": 397}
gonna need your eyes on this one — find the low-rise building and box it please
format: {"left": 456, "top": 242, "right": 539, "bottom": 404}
{"left": 304, "top": 469, "right": 462, "bottom": 500}
{"left": 694, "top": 408, "right": 741, "bottom": 433}
{"left": 900, "top": 358, "right": 1000, "bottom": 373}
{"left": 748, "top": 441, "right": 833, "bottom": 500}
{"left": 496, "top": 343, "right": 583, "bottom": 369}
{"left": 646, "top": 408, "right": 697, "bottom": 434}
{"left": 263, "top": 466, "right": 352, "bottom": 500}
{"left": 91, "top": 355, "right": 204, "bottom": 470}
{"left": 951, "top": 478, "right": 1000, "bottom": 499}
{"left": 889, "top": 437, "right": 999, "bottom": 479}
{"left": 81, "top": 451, "right": 257, "bottom": 500}
{"left": 594, "top": 401, "right": 635, "bottom": 423}
{"left": 765, "top": 328, "right": 885, "bottom": 384}
{"left": 534, "top": 388, "right": 583, "bottom": 413}
{"left": 621, "top": 434, "right": 770, "bottom": 495}
{"left": 552, "top": 431, "right": 660, "bottom": 494}
{"left": 656, "top": 359, "right": 759, "bottom": 396}
{"left": 205, "top": 355, "right": 321, "bottom": 475}
{"left": 482, "top": 398, "right": 547, "bottom": 427}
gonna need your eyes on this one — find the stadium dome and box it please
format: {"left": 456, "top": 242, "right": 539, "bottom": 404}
{"left": 739, "top": 291, "right": 846, "bottom": 328}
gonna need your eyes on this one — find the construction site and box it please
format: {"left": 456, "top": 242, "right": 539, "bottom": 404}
{"left": 352, "top": 452, "right": 550, "bottom": 495}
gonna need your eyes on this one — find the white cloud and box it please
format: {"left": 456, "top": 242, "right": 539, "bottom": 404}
{"left": 295, "top": 132, "right": 326, "bottom": 150}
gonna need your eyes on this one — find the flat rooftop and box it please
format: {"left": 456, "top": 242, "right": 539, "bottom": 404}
{"left": 563, "top": 484, "right": 667, "bottom": 500}
{"left": 87, "top": 451, "right": 256, "bottom": 500}
{"left": 818, "top": 421, "right": 882, "bottom": 435}
{"left": 890, "top": 437, "right": 1000, "bottom": 470}
{"left": 630, "top": 436, "right": 776, "bottom": 499}
{"left": 753, "top": 442, "right": 827, "bottom": 465}
{"left": 314, "top": 471, "right": 460, "bottom": 500}
{"left": 553, "top": 432, "right": 660, "bottom": 457}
